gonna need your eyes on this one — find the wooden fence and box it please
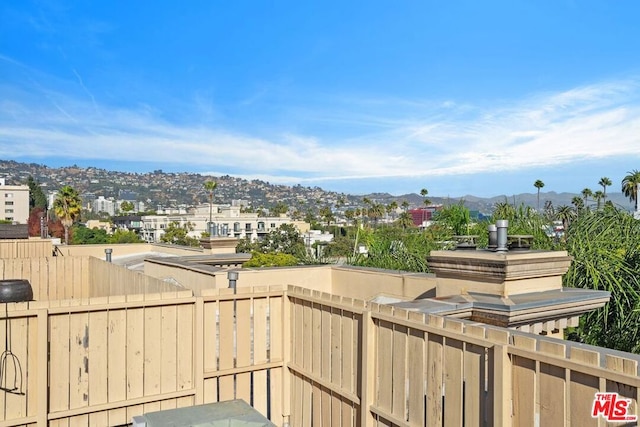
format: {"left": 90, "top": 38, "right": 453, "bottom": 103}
{"left": 287, "top": 286, "right": 640, "bottom": 427}
{"left": 0, "top": 257, "right": 180, "bottom": 301}
{"left": 0, "top": 282, "right": 638, "bottom": 426}
{"left": 0, "top": 240, "right": 52, "bottom": 259}
{"left": 0, "top": 285, "right": 286, "bottom": 427}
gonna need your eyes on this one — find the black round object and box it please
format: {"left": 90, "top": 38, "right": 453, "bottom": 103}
{"left": 0, "top": 280, "right": 33, "bottom": 303}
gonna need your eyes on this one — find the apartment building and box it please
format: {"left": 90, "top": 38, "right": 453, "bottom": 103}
{"left": 140, "top": 203, "right": 310, "bottom": 243}
{"left": 0, "top": 178, "right": 29, "bottom": 223}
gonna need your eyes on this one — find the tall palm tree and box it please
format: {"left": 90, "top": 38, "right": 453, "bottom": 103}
{"left": 622, "top": 170, "right": 640, "bottom": 211}
{"left": 533, "top": 180, "right": 545, "bottom": 210}
{"left": 581, "top": 188, "right": 593, "bottom": 208}
{"left": 598, "top": 177, "right": 612, "bottom": 202}
{"left": 593, "top": 190, "right": 605, "bottom": 210}
{"left": 420, "top": 188, "right": 431, "bottom": 206}
{"left": 401, "top": 200, "right": 409, "bottom": 212}
{"left": 203, "top": 180, "right": 217, "bottom": 230}
{"left": 53, "top": 185, "right": 81, "bottom": 244}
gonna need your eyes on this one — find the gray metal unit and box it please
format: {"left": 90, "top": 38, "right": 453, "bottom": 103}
{"left": 134, "top": 399, "right": 276, "bottom": 427}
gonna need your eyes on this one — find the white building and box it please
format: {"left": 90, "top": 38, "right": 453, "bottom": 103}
{"left": 92, "top": 196, "right": 116, "bottom": 216}
{"left": 0, "top": 178, "right": 29, "bottom": 224}
{"left": 140, "top": 203, "right": 309, "bottom": 243}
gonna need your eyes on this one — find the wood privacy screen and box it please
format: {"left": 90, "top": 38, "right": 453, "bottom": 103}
{"left": 0, "top": 286, "right": 286, "bottom": 427}
{"left": 287, "top": 286, "right": 640, "bottom": 427}
{"left": 0, "top": 280, "right": 638, "bottom": 426}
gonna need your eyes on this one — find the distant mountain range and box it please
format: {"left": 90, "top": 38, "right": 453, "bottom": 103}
{"left": 0, "top": 160, "right": 634, "bottom": 214}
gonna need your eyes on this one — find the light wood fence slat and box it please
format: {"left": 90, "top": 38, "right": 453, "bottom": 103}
{"left": 569, "top": 348, "right": 600, "bottom": 427}
{"left": 253, "top": 295, "right": 268, "bottom": 416}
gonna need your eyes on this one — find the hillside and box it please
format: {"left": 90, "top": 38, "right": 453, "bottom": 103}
{"left": 0, "top": 160, "right": 633, "bottom": 214}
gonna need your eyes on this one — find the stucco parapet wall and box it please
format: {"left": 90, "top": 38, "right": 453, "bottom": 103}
{"left": 144, "top": 253, "right": 252, "bottom": 275}
{"left": 427, "top": 249, "right": 572, "bottom": 282}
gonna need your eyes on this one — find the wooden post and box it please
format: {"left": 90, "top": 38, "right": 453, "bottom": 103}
{"left": 37, "top": 309, "right": 48, "bottom": 427}
{"left": 491, "top": 344, "right": 512, "bottom": 426}
{"left": 282, "top": 289, "right": 292, "bottom": 426}
{"left": 194, "top": 296, "right": 204, "bottom": 405}
{"left": 360, "top": 309, "right": 376, "bottom": 427}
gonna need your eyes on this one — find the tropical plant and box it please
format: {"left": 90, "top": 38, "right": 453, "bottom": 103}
{"left": 53, "top": 185, "right": 82, "bottom": 244}
{"left": 420, "top": 188, "right": 431, "bottom": 206}
{"left": 555, "top": 205, "right": 576, "bottom": 233}
{"left": 593, "top": 190, "right": 604, "bottom": 210}
{"left": 395, "top": 212, "right": 415, "bottom": 229}
{"left": 599, "top": 177, "right": 612, "bottom": 202}
{"left": 581, "top": 188, "right": 593, "bottom": 208}
{"left": 203, "top": 180, "right": 217, "bottom": 228}
{"left": 433, "top": 201, "right": 471, "bottom": 236}
{"left": 621, "top": 169, "right": 640, "bottom": 211}
{"left": 534, "top": 179, "right": 544, "bottom": 210}
{"left": 571, "top": 196, "right": 584, "bottom": 212}
{"left": 71, "top": 225, "right": 109, "bottom": 245}
{"left": 564, "top": 206, "right": 640, "bottom": 353}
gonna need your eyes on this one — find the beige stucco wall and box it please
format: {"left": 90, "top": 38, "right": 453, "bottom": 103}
{"left": 144, "top": 260, "right": 221, "bottom": 295}
{"left": 58, "top": 243, "right": 204, "bottom": 258}
{"left": 331, "top": 266, "right": 437, "bottom": 300}
{"left": 234, "top": 265, "right": 333, "bottom": 292}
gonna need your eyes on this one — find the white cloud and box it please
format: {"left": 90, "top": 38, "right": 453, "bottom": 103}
{"left": 1, "top": 76, "right": 640, "bottom": 186}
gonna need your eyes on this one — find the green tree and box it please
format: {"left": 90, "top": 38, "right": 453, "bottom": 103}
{"left": 401, "top": 200, "right": 409, "bottom": 211}
{"left": 256, "top": 224, "right": 306, "bottom": 257}
{"left": 319, "top": 205, "right": 334, "bottom": 228}
{"left": 368, "top": 203, "right": 385, "bottom": 227}
{"left": 581, "top": 188, "right": 593, "bottom": 208}
{"left": 53, "top": 186, "right": 82, "bottom": 244}
{"left": 434, "top": 201, "right": 471, "bottom": 236}
{"left": 420, "top": 188, "right": 431, "bottom": 206}
{"left": 533, "top": 179, "right": 544, "bottom": 210}
{"left": 120, "top": 201, "right": 135, "bottom": 213}
{"left": 271, "top": 202, "right": 288, "bottom": 216}
{"left": 243, "top": 252, "right": 299, "bottom": 268}
{"left": 203, "top": 180, "right": 217, "bottom": 227}
{"left": 395, "top": 212, "right": 415, "bottom": 229}
{"left": 621, "top": 169, "right": 640, "bottom": 211}
{"left": 70, "top": 225, "right": 108, "bottom": 244}
{"left": 109, "top": 229, "right": 143, "bottom": 243}
{"left": 593, "top": 190, "right": 604, "bottom": 210}
{"left": 564, "top": 206, "right": 640, "bottom": 352}
{"left": 555, "top": 205, "right": 576, "bottom": 234}
{"left": 160, "top": 221, "right": 200, "bottom": 247}
{"left": 599, "top": 177, "right": 612, "bottom": 202}
{"left": 26, "top": 176, "right": 48, "bottom": 210}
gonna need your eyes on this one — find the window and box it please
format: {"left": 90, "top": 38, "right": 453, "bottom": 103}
{"left": 271, "top": 223, "right": 276, "bottom": 229}
{"left": 234, "top": 222, "right": 240, "bottom": 232}
{"left": 160, "top": 224, "right": 166, "bottom": 229}
{"left": 4, "top": 201, "right": 13, "bottom": 206}
{"left": 257, "top": 222, "right": 265, "bottom": 231}
{"left": 4, "top": 209, "right": 13, "bottom": 214}
{"left": 4, "top": 193, "right": 12, "bottom": 198}
{"left": 5, "top": 217, "right": 12, "bottom": 221}
{"left": 245, "top": 223, "right": 251, "bottom": 231}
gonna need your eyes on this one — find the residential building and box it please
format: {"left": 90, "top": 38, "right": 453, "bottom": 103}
{"left": 0, "top": 178, "right": 29, "bottom": 223}
{"left": 139, "top": 204, "right": 309, "bottom": 243}
{"left": 92, "top": 196, "right": 116, "bottom": 216}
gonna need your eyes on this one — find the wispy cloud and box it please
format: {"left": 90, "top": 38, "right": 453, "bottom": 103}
{"left": 1, "top": 72, "right": 640, "bottom": 187}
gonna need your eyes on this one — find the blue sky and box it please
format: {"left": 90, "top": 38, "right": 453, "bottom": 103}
{"left": 1, "top": 1, "right": 640, "bottom": 198}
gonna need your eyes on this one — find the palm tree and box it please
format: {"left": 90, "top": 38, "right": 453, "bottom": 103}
{"left": 581, "top": 188, "right": 593, "bottom": 208}
{"left": 401, "top": 200, "right": 409, "bottom": 212}
{"left": 420, "top": 188, "right": 431, "bottom": 206}
{"left": 53, "top": 185, "right": 82, "bottom": 244}
{"left": 571, "top": 196, "right": 584, "bottom": 216}
{"left": 533, "top": 180, "right": 544, "bottom": 210}
{"left": 593, "top": 190, "right": 605, "bottom": 210}
{"left": 555, "top": 205, "right": 576, "bottom": 233}
{"left": 599, "top": 177, "right": 612, "bottom": 202}
{"left": 622, "top": 170, "right": 640, "bottom": 211}
{"left": 203, "top": 180, "right": 217, "bottom": 230}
